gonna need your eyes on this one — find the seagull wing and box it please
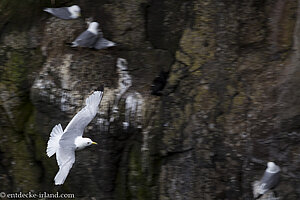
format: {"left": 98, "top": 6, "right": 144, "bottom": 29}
{"left": 60, "top": 91, "right": 103, "bottom": 142}
{"left": 54, "top": 146, "right": 75, "bottom": 185}
{"left": 258, "top": 171, "right": 280, "bottom": 194}
{"left": 72, "top": 31, "right": 99, "bottom": 48}
{"left": 94, "top": 37, "right": 116, "bottom": 49}
{"left": 44, "top": 7, "right": 72, "bottom": 20}
{"left": 94, "top": 30, "right": 116, "bottom": 50}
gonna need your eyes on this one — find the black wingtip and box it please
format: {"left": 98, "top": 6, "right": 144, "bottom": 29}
{"left": 97, "top": 85, "right": 104, "bottom": 92}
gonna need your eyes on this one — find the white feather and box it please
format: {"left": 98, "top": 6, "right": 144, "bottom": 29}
{"left": 87, "top": 22, "right": 99, "bottom": 35}
{"left": 43, "top": 8, "right": 53, "bottom": 14}
{"left": 107, "top": 41, "right": 116, "bottom": 47}
{"left": 46, "top": 124, "right": 64, "bottom": 157}
{"left": 86, "top": 91, "right": 102, "bottom": 108}
{"left": 54, "top": 149, "right": 75, "bottom": 185}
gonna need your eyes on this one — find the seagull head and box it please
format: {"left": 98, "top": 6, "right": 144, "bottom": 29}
{"left": 75, "top": 137, "right": 97, "bottom": 150}
{"left": 266, "top": 162, "right": 280, "bottom": 173}
{"left": 69, "top": 5, "right": 81, "bottom": 18}
{"left": 88, "top": 22, "right": 99, "bottom": 35}
{"left": 84, "top": 138, "right": 97, "bottom": 146}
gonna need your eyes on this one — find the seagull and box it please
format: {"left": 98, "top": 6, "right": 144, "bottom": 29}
{"left": 43, "top": 5, "right": 81, "bottom": 20}
{"left": 71, "top": 22, "right": 116, "bottom": 49}
{"left": 255, "top": 162, "right": 280, "bottom": 199}
{"left": 46, "top": 89, "right": 103, "bottom": 185}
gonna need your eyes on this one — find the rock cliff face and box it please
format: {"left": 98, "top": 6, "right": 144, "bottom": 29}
{"left": 1, "top": 0, "right": 300, "bottom": 199}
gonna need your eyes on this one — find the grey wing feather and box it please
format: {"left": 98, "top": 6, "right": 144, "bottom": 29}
{"left": 94, "top": 31, "right": 116, "bottom": 49}
{"left": 94, "top": 37, "right": 116, "bottom": 49}
{"left": 72, "top": 31, "right": 98, "bottom": 48}
{"left": 60, "top": 91, "right": 103, "bottom": 143}
{"left": 44, "top": 7, "right": 72, "bottom": 20}
{"left": 259, "top": 171, "right": 280, "bottom": 193}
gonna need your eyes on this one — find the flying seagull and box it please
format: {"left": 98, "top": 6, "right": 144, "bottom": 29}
{"left": 46, "top": 89, "right": 103, "bottom": 185}
{"left": 255, "top": 162, "right": 280, "bottom": 199}
{"left": 44, "top": 5, "right": 81, "bottom": 20}
{"left": 71, "top": 22, "right": 116, "bottom": 49}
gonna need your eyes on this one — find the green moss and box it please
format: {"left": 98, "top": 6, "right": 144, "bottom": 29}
{"left": 216, "top": 114, "right": 225, "bottom": 124}
{"left": 176, "top": 51, "right": 191, "bottom": 66}
{"left": 116, "top": 143, "right": 151, "bottom": 200}
{"left": 0, "top": 47, "right": 43, "bottom": 97}
{"left": 24, "top": 107, "right": 57, "bottom": 183}
{"left": 15, "top": 102, "right": 32, "bottom": 132}
{"left": 277, "top": 0, "right": 297, "bottom": 51}
{"left": 180, "top": 28, "right": 216, "bottom": 70}
{"left": 226, "top": 85, "right": 236, "bottom": 97}
{"left": 0, "top": 101, "right": 57, "bottom": 192}
{"left": 115, "top": 167, "right": 125, "bottom": 199}
{"left": 232, "top": 93, "right": 247, "bottom": 107}
{"left": 167, "top": 70, "right": 180, "bottom": 86}
{"left": 0, "top": 13, "right": 47, "bottom": 191}
{"left": 0, "top": 103, "right": 40, "bottom": 191}
{"left": 128, "top": 144, "right": 151, "bottom": 200}
{"left": 184, "top": 103, "right": 192, "bottom": 119}
{"left": 194, "top": 86, "right": 217, "bottom": 110}
{"left": 9, "top": 137, "right": 41, "bottom": 192}
{"left": 2, "top": 52, "right": 26, "bottom": 90}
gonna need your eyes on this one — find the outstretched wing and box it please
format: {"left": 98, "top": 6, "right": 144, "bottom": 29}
{"left": 60, "top": 90, "right": 103, "bottom": 142}
{"left": 44, "top": 7, "right": 72, "bottom": 20}
{"left": 72, "top": 31, "right": 98, "bottom": 48}
{"left": 54, "top": 146, "right": 75, "bottom": 185}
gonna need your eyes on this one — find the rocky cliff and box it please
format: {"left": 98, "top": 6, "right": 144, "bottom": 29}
{"left": 1, "top": 0, "right": 300, "bottom": 199}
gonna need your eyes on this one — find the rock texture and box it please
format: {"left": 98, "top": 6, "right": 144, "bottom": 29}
{"left": 1, "top": 0, "right": 300, "bottom": 199}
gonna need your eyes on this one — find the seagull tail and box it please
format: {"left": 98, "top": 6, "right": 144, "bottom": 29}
{"left": 46, "top": 124, "right": 64, "bottom": 157}
{"left": 108, "top": 41, "right": 116, "bottom": 47}
{"left": 43, "top": 8, "right": 53, "bottom": 14}
{"left": 71, "top": 41, "right": 78, "bottom": 47}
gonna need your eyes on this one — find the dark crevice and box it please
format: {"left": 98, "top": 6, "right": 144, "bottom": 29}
{"left": 143, "top": 3, "right": 150, "bottom": 43}
{"left": 0, "top": 150, "right": 14, "bottom": 192}
{"left": 161, "top": 148, "right": 194, "bottom": 158}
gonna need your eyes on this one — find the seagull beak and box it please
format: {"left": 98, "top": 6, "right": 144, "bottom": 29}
{"left": 78, "top": 13, "right": 81, "bottom": 17}
{"left": 92, "top": 141, "right": 97, "bottom": 145}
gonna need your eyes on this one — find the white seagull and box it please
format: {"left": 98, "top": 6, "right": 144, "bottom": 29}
{"left": 71, "top": 22, "right": 116, "bottom": 49}
{"left": 44, "top": 5, "right": 81, "bottom": 20}
{"left": 256, "top": 162, "right": 280, "bottom": 199}
{"left": 46, "top": 89, "right": 103, "bottom": 185}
